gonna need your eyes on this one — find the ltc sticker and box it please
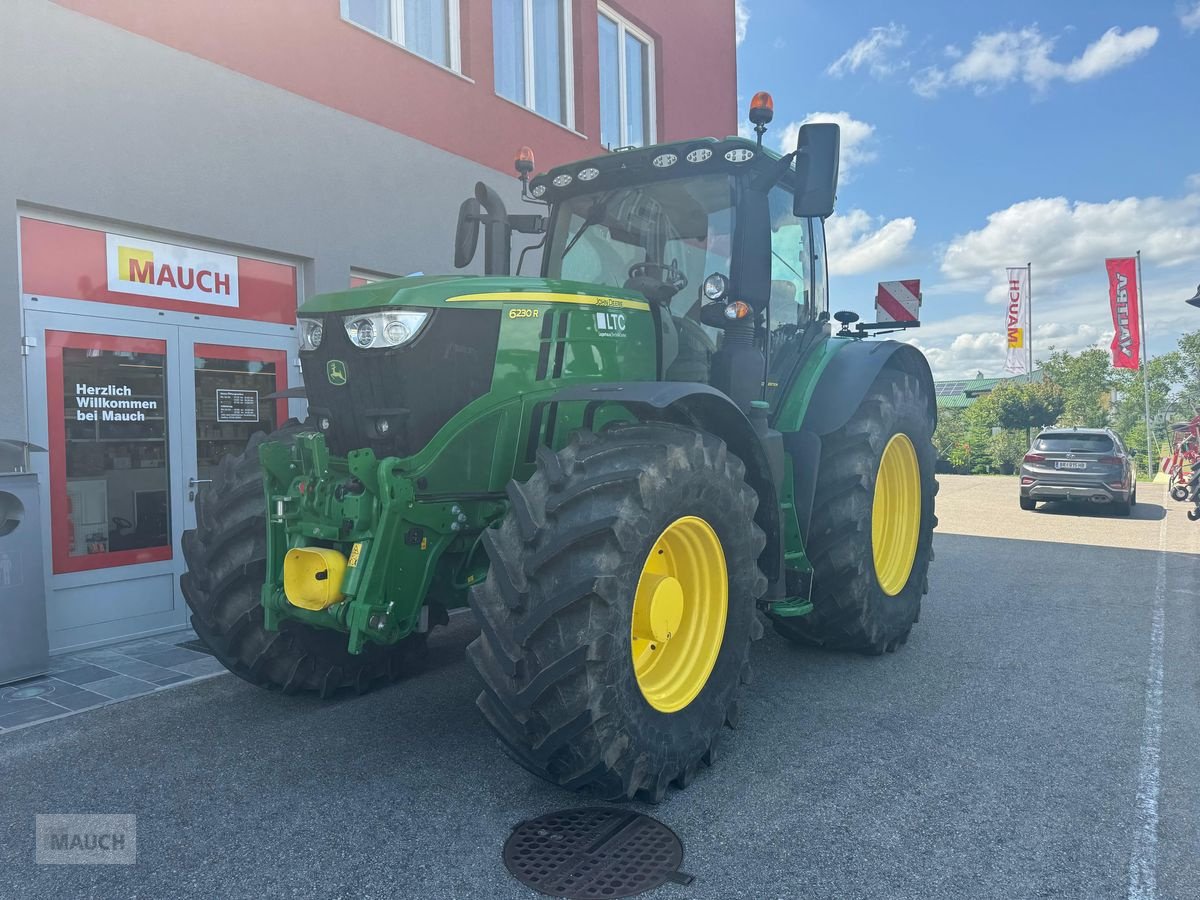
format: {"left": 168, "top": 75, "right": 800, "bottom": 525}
{"left": 594, "top": 311, "right": 627, "bottom": 336}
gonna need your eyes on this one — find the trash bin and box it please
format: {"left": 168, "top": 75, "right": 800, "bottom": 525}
{"left": 0, "top": 440, "right": 50, "bottom": 686}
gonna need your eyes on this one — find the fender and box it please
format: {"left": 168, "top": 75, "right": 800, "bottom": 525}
{"left": 798, "top": 339, "right": 935, "bottom": 437}
{"left": 547, "top": 382, "right": 784, "bottom": 598}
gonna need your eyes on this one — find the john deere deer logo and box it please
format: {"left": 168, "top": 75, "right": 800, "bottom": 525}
{"left": 326, "top": 360, "right": 348, "bottom": 386}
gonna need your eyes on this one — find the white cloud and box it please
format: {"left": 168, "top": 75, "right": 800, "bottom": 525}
{"left": 775, "top": 111, "right": 876, "bottom": 181}
{"left": 735, "top": 0, "right": 749, "bottom": 46}
{"left": 1182, "top": 3, "right": 1200, "bottom": 33}
{"left": 825, "top": 209, "right": 917, "bottom": 276}
{"left": 827, "top": 23, "right": 908, "bottom": 78}
{"left": 940, "top": 190, "right": 1200, "bottom": 289}
{"left": 1062, "top": 26, "right": 1159, "bottom": 81}
{"left": 911, "top": 24, "right": 1158, "bottom": 97}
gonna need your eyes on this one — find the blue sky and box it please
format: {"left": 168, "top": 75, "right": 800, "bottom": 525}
{"left": 734, "top": 0, "right": 1200, "bottom": 378}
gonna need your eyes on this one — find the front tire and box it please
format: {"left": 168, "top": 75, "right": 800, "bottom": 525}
{"left": 467, "top": 422, "right": 766, "bottom": 801}
{"left": 773, "top": 370, "right": 937, "bottom": 653}
{"left": 181, "top": 423, "right": 426, "bottom": 698}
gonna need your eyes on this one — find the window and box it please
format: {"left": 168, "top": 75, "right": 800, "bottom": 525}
{"left": 1034, "top": 433, "right": 1115, "bottom": 453}
{"left": 547, "top": 175, "right": 735, "bottom": 307}
{"left": 342, "top": 0, "right": 461, "bottom": 71}
{"left": 493, "top": 0, "right": 574, "bottom": 127}
{"left": 598, "top": 5, "right": 655, "bottom": 148}
{"left": 767, "top": 187, "right": 810, "bottom": 325}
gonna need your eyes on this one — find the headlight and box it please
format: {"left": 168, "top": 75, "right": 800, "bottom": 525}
{"left": 342, "top": 311, "right": 429, "bottom": 349}
{"left": 299, "top": 318, "right": 324, "bottom": 351}
{"left": 703, "top": 273, "right": 729, "bottom": 302}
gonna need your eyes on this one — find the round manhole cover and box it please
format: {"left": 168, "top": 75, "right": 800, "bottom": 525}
{"left": 503, "top": 807, "right": 691, "bottom": 899}
{"left": 4, "top": 684, "right": 53, "bottom": 701}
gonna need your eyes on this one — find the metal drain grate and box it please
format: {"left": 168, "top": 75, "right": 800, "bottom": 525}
{"left": 503, "top": 807, "right": 692, "bottom": 899}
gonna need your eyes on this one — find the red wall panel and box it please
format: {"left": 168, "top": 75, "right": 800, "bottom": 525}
{"left": 51, "top": 0, "right": 738, "bottom": 175}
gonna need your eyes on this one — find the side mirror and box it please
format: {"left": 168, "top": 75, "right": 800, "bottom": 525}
{"left": 453, "top": 197, "right": 481, "bottom": 269}
{"left": 792, "top": 123, "right": 840, "bottom": 219}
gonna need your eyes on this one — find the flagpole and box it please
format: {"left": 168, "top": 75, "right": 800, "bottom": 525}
{"left": 1137, "top": 250, "right": 1152, "bottom": 477}
{"left": 1027, "top": 261, "right": 1033, "bottom": 380}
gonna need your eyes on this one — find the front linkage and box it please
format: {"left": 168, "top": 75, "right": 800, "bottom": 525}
{"left": 258, "top": 431, "right": 500, "bottom": 653}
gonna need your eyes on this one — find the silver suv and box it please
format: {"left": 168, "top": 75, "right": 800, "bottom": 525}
{"left": 1019, "top": 427, "right": 1136, "bottom": 515}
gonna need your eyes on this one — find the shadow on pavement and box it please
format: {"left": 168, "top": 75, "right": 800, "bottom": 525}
{"left": 1033, "top": 499, "right": 1166, "bottom": 520}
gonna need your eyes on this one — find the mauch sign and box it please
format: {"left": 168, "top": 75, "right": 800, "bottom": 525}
{"left": 105, "top": 233, "right": 239, "bottom": 308}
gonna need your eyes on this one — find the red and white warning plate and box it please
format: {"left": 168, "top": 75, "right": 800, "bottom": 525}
{"left": 875, "top": 280, "right": 921, "bottom": 323}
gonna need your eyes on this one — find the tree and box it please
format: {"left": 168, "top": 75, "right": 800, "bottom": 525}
{"left": 1175, "top": 328, "right": 1200, "bottom": 416}
{"left": 1040, "top": 348, "right": 1114, "bottom": 427}
{"left": 964, "top": 380, "right": 1064, "bottom": 431}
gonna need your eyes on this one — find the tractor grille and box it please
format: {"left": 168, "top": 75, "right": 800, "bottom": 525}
{"left": 302, "top": 307, "right": 500, "bottom": 459}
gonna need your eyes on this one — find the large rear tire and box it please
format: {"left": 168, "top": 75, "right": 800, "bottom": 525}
{"left": 468, "top": 422, "right": 766, "bottom": 801}
{"left": 180, "top": 422, "right": 426, "bottom": 698}
{"left": 772, "top": 370, "right": 937, "bottom": 653}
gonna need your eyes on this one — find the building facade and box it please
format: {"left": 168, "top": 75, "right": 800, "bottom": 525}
{"left": 0, "top": 0, "right": 737, "bottom": 652}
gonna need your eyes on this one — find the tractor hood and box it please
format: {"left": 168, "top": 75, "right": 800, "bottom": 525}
{"left": 299, "top": 275, "right": 648, "bottom": 315}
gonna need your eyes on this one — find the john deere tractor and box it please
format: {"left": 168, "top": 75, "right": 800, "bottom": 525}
{"left": 181, "top": 97, "right": 937, "bottom": 801}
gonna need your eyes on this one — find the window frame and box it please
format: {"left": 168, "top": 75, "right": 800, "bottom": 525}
{"left": 597, "top": 3, "right": 656, "bottom": 148}
{"left": 340, "top": 0, "right": 463, "bottom": 73}
{"left": 493, "top": 0, "right": 576, "bottom": 129}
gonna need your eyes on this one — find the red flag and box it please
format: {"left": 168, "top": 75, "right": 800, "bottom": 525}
{"left": 1106, "top": 257, "right": 1141, "bottom": 370}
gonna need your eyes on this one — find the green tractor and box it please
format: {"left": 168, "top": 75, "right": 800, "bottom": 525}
{"left": 181, "top": 98, "right": 937, "bottom": 801}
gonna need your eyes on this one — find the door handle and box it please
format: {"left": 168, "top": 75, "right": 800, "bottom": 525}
{"left": 188, "top": 477, "right": 213, "bottom": 487}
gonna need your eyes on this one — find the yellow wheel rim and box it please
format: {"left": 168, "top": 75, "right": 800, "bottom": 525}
{"left": 630, "top": 516, "right": 728, "bottom": 713}
{"left": 872, "top": 433, "right": 921, "bottom": 596}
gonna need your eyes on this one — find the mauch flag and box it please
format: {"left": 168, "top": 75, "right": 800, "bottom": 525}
{"left": 1003, "top": 267, "right": 1029, "bottom": 375}
{"left": 1106, "top": 257, "right": 1141, "bottom": 370}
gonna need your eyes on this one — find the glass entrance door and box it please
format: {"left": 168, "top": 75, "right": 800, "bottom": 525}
{"left": 26, "top": 311, "right": 298, "bottom": 651}
{"left": 179, "top": 335, "right": 296, "bottom": 533}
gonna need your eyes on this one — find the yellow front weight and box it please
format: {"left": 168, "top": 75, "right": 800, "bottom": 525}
{"left": 283, "top": 547, "right": 348, "bottom": 610}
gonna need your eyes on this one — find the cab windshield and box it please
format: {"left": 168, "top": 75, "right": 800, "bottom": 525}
{"left": 544, "top": 174, "right": 735, "bottom": 320}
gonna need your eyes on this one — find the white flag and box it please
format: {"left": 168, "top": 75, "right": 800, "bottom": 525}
{"left": 1003, "top": 267, "right": 1029, "bottom": 375}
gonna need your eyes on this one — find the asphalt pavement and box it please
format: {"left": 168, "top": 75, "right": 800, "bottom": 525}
{"left": 2, "top": 475, "right": 1198, "bottom": 900}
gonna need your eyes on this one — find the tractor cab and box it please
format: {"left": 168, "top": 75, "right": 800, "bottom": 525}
{"left": 456, "top": 95, "right": 840, "bottom": 413}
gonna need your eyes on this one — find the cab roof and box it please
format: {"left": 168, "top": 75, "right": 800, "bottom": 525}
{"left": 528, "top": 136, "right": 790, "bottom": 204}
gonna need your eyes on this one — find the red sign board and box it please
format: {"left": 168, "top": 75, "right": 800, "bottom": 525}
{"left": 19, "top": 218, "right": 297, "bottom": 324}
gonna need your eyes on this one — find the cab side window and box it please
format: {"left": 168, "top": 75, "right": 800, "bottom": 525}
{"left": 809, "top": 216, "right": 829, "bottom": 316}
{"left": 767, "top": 186, "right": 810, "bottom": 326}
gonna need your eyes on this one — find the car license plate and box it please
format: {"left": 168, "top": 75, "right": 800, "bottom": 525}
{"left": 1055, "top": 461, "right": 1087, "bottom": 470}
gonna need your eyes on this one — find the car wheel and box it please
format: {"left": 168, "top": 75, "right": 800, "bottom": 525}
{"left": 1019, "top": 496, "right": 1036, "bottom": 511}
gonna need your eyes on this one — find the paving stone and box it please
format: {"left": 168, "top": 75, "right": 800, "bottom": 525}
{"left": 52, "top": 664, "right": 119, "bottom": 686}
{"left": 41, "top": 689, "right": 108, "bottom": 712}
{"left": 126, "top": 647, "right": 208, "bottom": 668}
{"left": 169, "top": 657, "right": 227, "bottom": 677}
{"left": 0, "top": 698, "right": 64, "bottom": 728}
{"left": 98, "top": 657, "right": 182, "bottom": 683}
{"left": 84, "top": 675, "right": 157, "bottom": 701}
